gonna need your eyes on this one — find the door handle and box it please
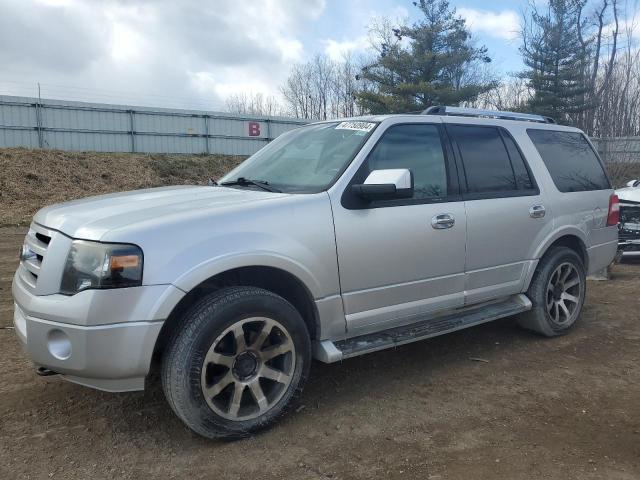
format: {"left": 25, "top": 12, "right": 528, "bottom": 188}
{"left": 529, "top": 204, "right": 546, "bottom": 218}
{"left": 431, "top": 213, "right": 455, "bottom": 229}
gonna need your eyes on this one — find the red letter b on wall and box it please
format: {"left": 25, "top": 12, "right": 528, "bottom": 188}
{"left": 248, "top": 122, "right": 261, "bottom": 137}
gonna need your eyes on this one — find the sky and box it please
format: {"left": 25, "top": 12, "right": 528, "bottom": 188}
{"left": 0, "top": 0, "right": 623, "bottom": 110}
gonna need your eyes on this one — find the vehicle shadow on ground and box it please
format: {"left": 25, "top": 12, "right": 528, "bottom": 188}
{"left": 618, "top": 255, "right": 640, "bottom": 265}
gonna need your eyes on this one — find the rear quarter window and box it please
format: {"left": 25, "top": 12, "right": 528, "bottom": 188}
{"left": 527, "top": 129, "right": 610, "bottom": 192}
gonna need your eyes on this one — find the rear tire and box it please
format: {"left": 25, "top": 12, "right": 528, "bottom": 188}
{"left": 161, "top": 286, "right": 311, "bottom": 439}
{"left": 518, "top": 247, "right": 586, "bottom": 337}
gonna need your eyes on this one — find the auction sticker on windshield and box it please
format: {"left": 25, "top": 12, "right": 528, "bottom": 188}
{"left": 335, "top": 121, "right": 376, "bottom": 132}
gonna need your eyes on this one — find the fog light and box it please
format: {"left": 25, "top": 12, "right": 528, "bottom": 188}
{"left": 47, "top": 329, "right": 72, "bottom": 360}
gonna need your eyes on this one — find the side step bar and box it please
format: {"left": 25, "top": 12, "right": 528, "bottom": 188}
{"left": 313, "top": 294, "right": 531, "bottom": 363}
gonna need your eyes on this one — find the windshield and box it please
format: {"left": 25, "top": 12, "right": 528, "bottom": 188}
{"left": 219, "top": 121, "right": 377, "bottom": 193}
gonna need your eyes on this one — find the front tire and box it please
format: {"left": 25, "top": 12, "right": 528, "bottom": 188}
{"left": 161, "top": 286, "right": 311, "bottom": 439}
{"left": 518, "top": 247, "right": 586, "bottom": 337}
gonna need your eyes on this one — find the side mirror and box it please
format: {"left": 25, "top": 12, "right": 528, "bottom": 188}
{"left": 351, "top": 169, "right": 413, "bottom": 201}
{"left": 626, "top": 179, "right": 640, "bottom": 188}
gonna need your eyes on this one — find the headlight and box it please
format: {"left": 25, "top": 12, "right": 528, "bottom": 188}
{"left": 60, "top": 240, "right": 143, "bottom": 295}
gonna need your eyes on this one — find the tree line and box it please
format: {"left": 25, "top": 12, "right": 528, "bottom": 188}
{"left": 225, "top": 0, "right": 640, "bottom": 138}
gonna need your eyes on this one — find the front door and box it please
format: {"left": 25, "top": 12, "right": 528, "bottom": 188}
{"left": 329, "top": 122, "right": 467, "bottom": 336}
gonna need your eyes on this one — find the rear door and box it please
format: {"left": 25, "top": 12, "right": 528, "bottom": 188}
{"left": 445, "top": 122, "right": 551, "bottom": 305}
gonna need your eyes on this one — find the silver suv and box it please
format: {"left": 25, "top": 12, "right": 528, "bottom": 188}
{"left": 12, "top": 107, "right": 619, "bottom": 439}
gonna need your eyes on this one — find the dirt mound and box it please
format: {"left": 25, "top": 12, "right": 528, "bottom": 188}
{"left": 0, "top": 148, "right": 243, "bottom": 226}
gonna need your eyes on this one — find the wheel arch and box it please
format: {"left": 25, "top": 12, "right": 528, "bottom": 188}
{"left": 525, "top": 231, "right": 589, "bottom": 291}
{"left": 534, "top": 228, "right": 589, "bottom": 268}
{"left": 543, "top": 235, "right": 588, "bottom": 268}
{"left": 152, "top": 265, "right": 320, "bottom": 364}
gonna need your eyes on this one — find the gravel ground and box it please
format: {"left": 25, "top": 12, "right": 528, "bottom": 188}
{"left": 1, "top": 227, "right": 639, "bottom": 479}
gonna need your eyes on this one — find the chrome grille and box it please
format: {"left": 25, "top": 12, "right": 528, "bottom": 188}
{"left": 18, "top": 225, "right": 53, "bottom": 291}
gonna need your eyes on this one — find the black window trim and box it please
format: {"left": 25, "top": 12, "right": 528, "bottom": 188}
{"left": 340, "top": 122, "right": 462, "bottom": 210}
{"left": 526, "top": 128, "right": 612, "bottom": 192}
{"left": 445, "top": 123, "right": 540, "bottom": 201}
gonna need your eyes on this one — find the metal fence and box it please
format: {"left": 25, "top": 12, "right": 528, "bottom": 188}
{"left": 591, "top": 137, "right": 640, "bottom": 164}
{"left": 2, "top": 94, "right": 639, "bottom": 162}
{"left": 0, "top": 95, "right": 308, "bottom": 156}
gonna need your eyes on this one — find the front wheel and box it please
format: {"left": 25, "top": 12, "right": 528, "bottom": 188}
{"left": 161, "top": 286, "right": 311, "bottom": 439}
{"left": 518, "top": 247, "right": 587, "bottom": 337}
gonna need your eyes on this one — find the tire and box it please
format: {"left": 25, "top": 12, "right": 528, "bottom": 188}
{"left": 517, "top": 247, "right": 587, "bottom": 337}
{"left": 161, "top": 286, "right": 311, "bottom": 439}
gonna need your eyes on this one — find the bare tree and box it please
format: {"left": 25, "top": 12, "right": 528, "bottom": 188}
{"left": 225, "top": 92, "right": 283, "bottom": 116}
{"left": 280, "top": 54, "right": 368, "bottom": 119}
{"left": 590, "top": 0, "right": 640, "bottom": 137}
{"left": 470, "top": 77, "right": 532, "bottom": 111}
{"left": 574, "top": 0, "right": 621, "bottom": 133}
{"left": 280, "top": 62, "right": 314, "bottom": 119}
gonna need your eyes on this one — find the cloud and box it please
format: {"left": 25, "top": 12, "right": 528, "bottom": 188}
{"left": 320, "top": 3, "right": 409, "bottom": 62}
{"left": 603, "top": 16, "right": 640, "bottom": 41}
{"left": 458, "top": 8, "right": 520, "bottom": 41}
{"left": 0, "top": 0, "right": 326, "bottom": 108}
{"left": 322, "top": 36, "right": 370, "bottom": 62}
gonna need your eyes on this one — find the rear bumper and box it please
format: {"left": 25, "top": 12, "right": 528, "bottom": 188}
{"left": 587, "top": 240, "right": 618, "bottom": 274}
{"left": 618, "top": 238, "right": 640, "bottom": 253}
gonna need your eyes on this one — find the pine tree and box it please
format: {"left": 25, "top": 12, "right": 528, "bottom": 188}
{"left": 520, "top": 0, "right": 592, "bottom": 123}
{"left": 356, "top": 0, "right": 497, "bottom": 114}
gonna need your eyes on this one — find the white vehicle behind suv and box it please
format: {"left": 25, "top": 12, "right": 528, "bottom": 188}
{"left": 13, "top": 107, "right": 619, "bottom": 439}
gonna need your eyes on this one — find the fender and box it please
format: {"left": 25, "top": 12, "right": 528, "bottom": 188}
{"left": 171, "top": 251, "right": 325, "bottom": 300}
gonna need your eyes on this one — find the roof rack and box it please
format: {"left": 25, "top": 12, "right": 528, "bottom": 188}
{"left": 423, "top": 106, "right": 556, "bottom": 124}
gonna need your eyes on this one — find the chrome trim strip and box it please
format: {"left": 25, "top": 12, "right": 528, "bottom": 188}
{"left": 25, "top": 231, "right": 48, "bottom": 256}
{"left": 22, "top": 257, "right": 41, "bottom": 276}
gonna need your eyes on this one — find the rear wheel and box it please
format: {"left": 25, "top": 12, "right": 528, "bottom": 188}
{"left": 161, "top": 286, "right": 311, "bottom": 439}
{"left": 518, "top": 247, "right": 586, "bottom": 337}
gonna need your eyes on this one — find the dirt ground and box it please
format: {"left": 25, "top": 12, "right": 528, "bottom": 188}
{"left": 0, "top": 227, "right": 639, "bottom": 480}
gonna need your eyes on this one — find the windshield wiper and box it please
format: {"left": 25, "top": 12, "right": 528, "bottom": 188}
{"left": 220, "top": 177, "right": 282, "bottom": 193}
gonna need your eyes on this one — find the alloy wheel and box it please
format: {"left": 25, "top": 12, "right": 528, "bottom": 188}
{"left": 200, "top": 317, "right": 295, "bottom": 421}
{"left": 545, "top": 262, "right": 582, "bottom": 326}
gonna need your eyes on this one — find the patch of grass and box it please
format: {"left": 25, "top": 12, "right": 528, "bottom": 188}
{"left": 146, "top": 153, "right": 240, "bottom": 183}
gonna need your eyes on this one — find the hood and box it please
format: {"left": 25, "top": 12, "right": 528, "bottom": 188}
{"left": 33, "top": 185, "right": 286, "bottom": 240}
{"left": 616, "top": 185, "right": 640, "bottom": 204}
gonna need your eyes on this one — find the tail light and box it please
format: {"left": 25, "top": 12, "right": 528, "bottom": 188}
{"left": 606, "top": 194, "right": 620, "bottom": 226}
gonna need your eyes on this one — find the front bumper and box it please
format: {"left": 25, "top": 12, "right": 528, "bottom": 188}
{"left": 13, "top": 304, "right": 162, "bottom": 391}
{"left": 12, "top": 272, "right": 184, "bottom": 392}
{"left": 618, "top": 237, "right": 640, "bottom": 253}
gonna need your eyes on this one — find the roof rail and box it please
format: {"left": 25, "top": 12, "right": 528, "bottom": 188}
{"left": 423, "top": 106, "right": 556, "bottom": 124}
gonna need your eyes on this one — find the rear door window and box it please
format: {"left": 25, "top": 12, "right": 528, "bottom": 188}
{"left": 527, "top": 129, "right": 610, "bottom": 192}
{"left": 502, "top": 134, "right": 534, "bottom": 190}
{"left": 447, "top": 125, "right": 535, "bottom": 196}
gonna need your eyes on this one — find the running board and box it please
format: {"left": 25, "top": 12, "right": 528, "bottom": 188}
{"left": 313, "top": 294, "right": 531, "bottom": 363}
